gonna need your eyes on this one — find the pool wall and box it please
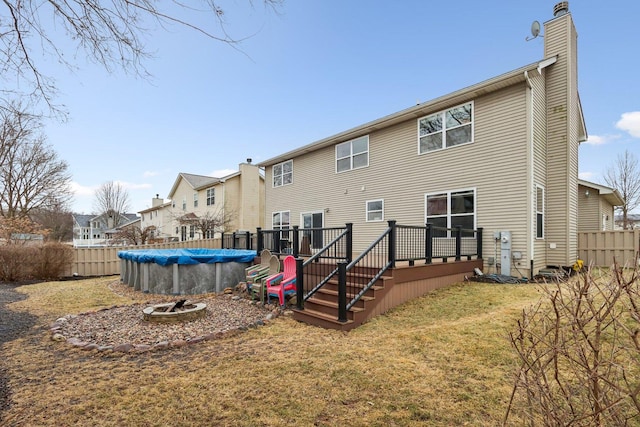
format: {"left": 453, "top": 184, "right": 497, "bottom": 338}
{"left": 118, "top": 249, "right": 256, "bottom": 295}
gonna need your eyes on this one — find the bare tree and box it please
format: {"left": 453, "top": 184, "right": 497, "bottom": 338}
{"left": 110, "top": 225, "right": 155, "bottom": 246}
{"left": 93, "top": 181, "right": 131, "bottom": 226}
{"left": 604, "top": 149, "right": 640, "bottom": 229}
{"left": 30, "top": 201, "right": 74, "bottom": 242}
{"left": 176, "top": 206, "right": 235, "bottom": 239}
{"left": 0, "top": 106, "right": 72, "bottom": 218}
{"left": 1, "top": 0, "right": 282, "bottom": 113}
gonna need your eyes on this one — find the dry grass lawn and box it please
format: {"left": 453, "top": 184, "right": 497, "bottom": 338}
{"left": 0, "top": 276, "right": 543, "bottom": 426}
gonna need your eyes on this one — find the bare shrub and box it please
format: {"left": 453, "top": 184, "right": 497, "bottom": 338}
{"left": 31, "top": 243, "right": 74, "bottom": 280}
{"left": 0, "top": 245, "right": 37, "bottom": 282}
{"left": 505, "top": 262, "right": 640, "bottom": 426}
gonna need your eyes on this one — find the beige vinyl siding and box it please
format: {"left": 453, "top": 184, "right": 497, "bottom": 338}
{"left": 601, "top": 201, "right": 615, "bottom": 231}
{"left": 264, "top": 83, "right": 531, "bottom": 273}
{"left": 544, "top": 13, "right": 579, "bottom": 267}
{"left": 578, "top": 184, "right": 600, "bottom": 231}
{"left": 530, "top": 70, "right": 548, "bottom": 273}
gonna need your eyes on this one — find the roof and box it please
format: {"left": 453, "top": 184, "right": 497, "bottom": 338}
{"left": 257, "top": 55, "right": 593, "bottom": 167}
{"left": 72, "top": 212, "right": 139, "bottom": 228}
{"left": 578, "top": 179, "right": 624, "bottom": 206}
{"left": 168, "top": 173, "right": 220, "bottom": 198}
{"left": 138, "top": 201, "right": 172, "bottom": 214}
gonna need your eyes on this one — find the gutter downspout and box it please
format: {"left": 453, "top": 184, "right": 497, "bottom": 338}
{"left": 524, "top": 70, "right": 535, "bottom": 278}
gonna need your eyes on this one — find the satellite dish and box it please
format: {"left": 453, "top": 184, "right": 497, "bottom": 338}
{"left": 526, "top": 20, "right": 541, "bottom": 41}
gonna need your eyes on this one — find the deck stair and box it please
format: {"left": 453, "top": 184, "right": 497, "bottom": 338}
{"left": 292, "top": 268, "right": 394, "bottom": 331}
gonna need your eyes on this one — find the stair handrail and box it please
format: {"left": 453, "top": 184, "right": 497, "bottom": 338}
{"left": 338, "top": 222, "right": 395, "bottom": 320}
{"left": 299, "top": 224, "right": 352, "bottom": 304}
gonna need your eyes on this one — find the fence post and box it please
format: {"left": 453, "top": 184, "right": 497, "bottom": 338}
{"left": 245, "top": 231, "right": 251, "bottom": 250}
{"left": 455, "top": 225, "right": 462, "bottom": 261}
{"left": 346, "top": 223, "right": 353, "bottom": 263}
{"left": 387, "top": 220, "right": 396, "bottom": 269}
{"left": 256, "top": 228, "right": 263, "bottom": 253}
{"left": 476, "top": 227, "right": 483, "bottom": 259}
{"left": 425, "top": 223, "right": 432, "bottom": 264}
{"left": 232, "top": 232, "right": 237, "bottom": 249}
{"left": 293, "top": 226, "right": 299, "bottom": 257}
{"left": 338, "top": 261, "right": 347, "bottom": 323}
{"left": 296, "top": 257, "right": 304, "bottom": 310}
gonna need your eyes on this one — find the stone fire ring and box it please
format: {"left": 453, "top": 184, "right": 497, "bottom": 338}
{"left": 143, "top": 302, "right": 207, "bottom": 323}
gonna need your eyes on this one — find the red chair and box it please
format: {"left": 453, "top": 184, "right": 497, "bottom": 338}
{"left": 265, "top": 255, "right": 297, "bottom": 307}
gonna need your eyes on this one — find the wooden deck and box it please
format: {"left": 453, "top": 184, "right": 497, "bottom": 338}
{"left": 292, "top": 258, "right": 483, "bottom": 331}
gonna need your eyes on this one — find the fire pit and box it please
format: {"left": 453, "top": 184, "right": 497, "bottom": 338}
{"left": 143, "top": 299, "right": 207, "bottom": 323}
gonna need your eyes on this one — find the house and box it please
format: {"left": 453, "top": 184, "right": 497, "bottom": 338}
{"left": 139, "top": 161, "right": 265, "bottom": 242}
{"left": 614, "top": 213, "right": 640, "bottom": 230}
{"left": 258, "top": 2, "right": 590, "bottom": 278}
{"left": 578, "top": 180, "right": 623, "bottom": 231}
{"left": 72, "top": 211, "right": 139, "bottom": 247}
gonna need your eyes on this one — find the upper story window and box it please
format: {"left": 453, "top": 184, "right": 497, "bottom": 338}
{"left": 193, "top": 192, "right": 198, "bottom": 208}
{"left": 182, "top": 197, "right": 186, "bottom": 211}
{"left": 336, "top": 135, "right": 369, "bottom": 173}
{"left": 366, "top": 199, "right": 384, "bottom": 222}
{"left": 206, "top": 188, "right": 215, "bottom": 206}
{"left": 426, "top": 189, "right": 475, "bottom": 237}
{"left": 273, "top": 160, "right": 293, "bottom": 187}
{"left": 418, "top": 102, "right": 473, "bottom": 154}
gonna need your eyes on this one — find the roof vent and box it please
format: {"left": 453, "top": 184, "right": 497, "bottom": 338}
{"left": 553, "top": 1, "right": 569, "bottom": 17}
{"left": 246, "top": 158, "right": 252, "bottom": 164}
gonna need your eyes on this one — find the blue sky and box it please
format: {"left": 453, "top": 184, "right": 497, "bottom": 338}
{"left": 39, "top": 1, "right": 640, "bottom": 214}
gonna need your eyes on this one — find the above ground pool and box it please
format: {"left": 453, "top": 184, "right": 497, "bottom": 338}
{"left": 118, "top": 248, "right": 257, "bottom": 295}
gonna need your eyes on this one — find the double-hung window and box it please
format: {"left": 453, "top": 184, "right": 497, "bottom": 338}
{"left": 426, "top": 189, "right": 475, "bottom": 237}
{"left": 193, "top": 193, "right": 198, "bottom": 208}
{"left": 273, "top": 160, "right": 293, "bottom": 187}
{"left": 536, "top": 185, "right": 544, "bottom": 239}
{"left": 366, "top": 199, "right": 384, "bottom": 222}
{"left": 206, "top": 188, "right": 215, "bottom": 206}
{"left": 336, "top": 135, "right": 369, "bottom": 173}
{"left": 419, "top": 102, "right": 473, "bottom": 153}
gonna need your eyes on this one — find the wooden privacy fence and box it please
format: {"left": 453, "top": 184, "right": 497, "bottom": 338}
{"left": 578, "top": 230, "right": 640, "bottom": 268}
{"left": 67, "top": 238, "right": 223, "bottom": 277}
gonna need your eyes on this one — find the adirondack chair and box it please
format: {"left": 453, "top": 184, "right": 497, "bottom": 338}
{"left": 245, "top": 249, "right": 272, "bottom": 284}
{"left": 265, "top": 255, "right": 297, "bottom": 307}
{"left": 248, "top": 255, "right": 280, "bottom": 304}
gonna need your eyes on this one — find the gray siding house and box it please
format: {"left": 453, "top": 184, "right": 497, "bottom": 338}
{"left": 258, "top": 3, "right": 592, "bottom": 278}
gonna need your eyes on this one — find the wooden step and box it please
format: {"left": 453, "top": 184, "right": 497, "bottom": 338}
{"left": 292, "top": 307, "right": 357, "bottom": 331}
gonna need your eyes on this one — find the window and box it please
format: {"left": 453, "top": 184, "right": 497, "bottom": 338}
{"left": 426, "top": 189, "right": 475, "bottom": 237}
{"left": 366, "top": 199, "right": 384, "bottom": 222}
{"left": 189, "top": 225, "right": 195, "bottom": 238}
{"left": 273, "top": 160, "right": 293, "bottom": 187}
{"left": 536, "top": 185, "right": 544, "bottom": 239}
{"left": 193, "top": 193, "right": 198, "bottom": 208}
{"left": 336, "top": 135, "right": 369, "bottom": 173}
{"left": 182, "top": 197, "right": 186, "bottom": 211}
{"left": 272, "top": 211, "right": 291, "bottom": 231}
{"left": 141, "top": 213, "right": 145, "bottom": 221}
{"left": 418, "top": 102, "right": 473, "bottom": 153}
{"left": 206, "top": 188, "right": 215, "bottom": 206}
{"left": 172, "top": 201, "right": 176, "bottom": 208}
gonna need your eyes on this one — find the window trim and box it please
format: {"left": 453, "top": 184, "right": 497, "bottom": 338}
{"left": 417, "top": 101, "right": 474, "bottom": 154}
{"left": 193, "top": 192, "right": 198, "bottom": 208}
{"left": 336, "top": 135, "right": 369, "bottom": 173}
{"left": 272, "top": 210, "right": 291, "bottom": 230}
{"left": 365, "top": 199, "right": 384, "bottom": 222}
{"left": 272, "top": 160, "right": 293, "bottom": 188}
{"left": 535, "top": 184, "right": 544, "bottom": 239}
{"left": 424, "top": 188, "right": 476, "bottom": 237}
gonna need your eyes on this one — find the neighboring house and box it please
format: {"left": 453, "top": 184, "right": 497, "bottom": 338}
{"left": 258, "top": 3, "right": 589, "bottom": 278}
{"left": 72, "top": 212, "right": 140, "bottom": 247}
{"left": 137, "top": 195, "right": 175, "bottom": 242}
{"left": 578, "top": 180, "right": 623, "bottom": 231}
{"left": 614, "top": 214, "right": 640, "bottom": 230}
{"left": 139, "top": 161, "right": 265, "bottom": 242}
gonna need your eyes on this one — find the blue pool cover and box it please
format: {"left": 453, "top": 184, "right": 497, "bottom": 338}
{"left": 117, "top": 248, "right": 256, "bottom": 266}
